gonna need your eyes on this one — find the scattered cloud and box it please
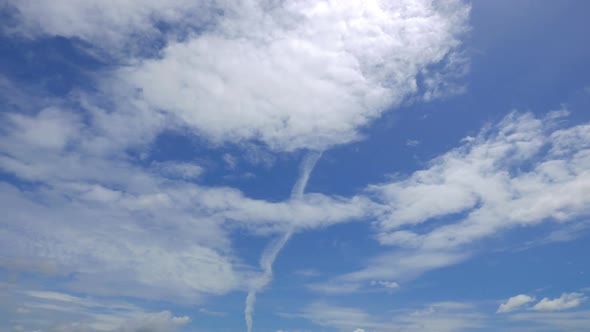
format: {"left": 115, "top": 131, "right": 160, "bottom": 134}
{"left": 198, "top": 308, "right": 227, "bottom": 317}
{"left": 497, "top": 294, "right": 535, "bottom": 313}
{"left": 294, "top": 269, "right": 322, "bottom": 278}
{"left": 533, "top": 293, "right": 587, "bottom": 312}
{"left": 307, "top": 281, "right": 363, "bottom": 295}
{"left": 152, "top": 161, "right": 204, "bottom": 180}
{"left": 5, "top": 0, "right": 217, "bottom": 55}
{"left": 311, "top": 110, "right": 590, "bottom": 289}
{"left": 0, "top": 1, "right": 473, "bottom": 316}
{"left": 508, "top": 310, "right": 590, "bottom": 331}
{"left": 2, "top": 1, "right": 590, "bottom": 332}
{"left": 222, "top": 153, "right": 238, "bottom": 170}
{"left": 2, "top": 287, "right": 190, "bottom": 332}
{"left": 313, "top": 249, "right": 467, "bottom": 293}
{"left": 370, "top": 280, "right": 399, "bottom": 289}
{"left": 292, "top": 301, "right": 484, "bottom": 332}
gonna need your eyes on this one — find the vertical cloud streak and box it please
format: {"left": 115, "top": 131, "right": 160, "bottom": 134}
{"left": 245, "top": 151, "right": 322, "bottom": 332}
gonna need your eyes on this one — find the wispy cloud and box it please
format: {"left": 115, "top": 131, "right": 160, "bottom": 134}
{"left": 314, "top": 111, "right": 590, "bottom": 289}
{"left": 198, "top": 308, "right": 227, "bottom": 317}
{"left": 246, "top": 151, "right": 322, "bottom": 332}
{"left": 290, "top": 301, "right": 485, "bottom": 332}
{"left": 4, "top": 288, "right": 190, "bottom": 332}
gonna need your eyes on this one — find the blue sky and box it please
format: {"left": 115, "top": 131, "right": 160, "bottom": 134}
{"left": 1, "top": 1, "right": 590, "bottom": 331}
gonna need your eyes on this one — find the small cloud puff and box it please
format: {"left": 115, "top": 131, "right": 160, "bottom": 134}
{"left": 370, "top": 280, "right": 399, "bottom": 289}
{"left": 533, "top": 292, "right": 587, "bottom": 312}
{"left": 497, "top": 294, "right": 535, "bottom": 313}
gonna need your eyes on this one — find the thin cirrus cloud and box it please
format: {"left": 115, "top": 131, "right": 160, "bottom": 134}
{"left": 310, "top": 110, "right": 590, "bottom": 292}
{"left": 290, "top": 301, "right": 484, "bottom": 332}
{"left": 2, "top": 285, "right": 191, "bottom": 332}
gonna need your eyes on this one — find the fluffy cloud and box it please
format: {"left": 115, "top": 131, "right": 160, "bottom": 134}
{"left": 497, "top": 294, "right": 535, "bottom": 313}
{"left": 373, "top": 111, "right": 590, "bottom": 251}
{"left": 533, "top": 293, "right": 587, "bottom": 312}
{"left": 7, "top": 0, "right": 471, "bottom": 152}
{"left": 5, "top": 0, "right": 215, "bottom": 52}
{"left": 1, "top": 3, "right": 472, "bottom": 306}
{"left": 111, "top": 0, "right": 469, "bottom": 151}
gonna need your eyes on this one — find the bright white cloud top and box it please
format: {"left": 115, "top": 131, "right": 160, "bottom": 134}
{"left": 1, "top": 0, "right": 590, "bottom": 332}
{"left": 112, "top": 0, "right": 469, "bottom": 151}
{"left": 497, "top": 294, "right": 535, "bottom": 313}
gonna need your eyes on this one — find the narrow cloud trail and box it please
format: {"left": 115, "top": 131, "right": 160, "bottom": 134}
{"left": 245, "top": 151, "right": 322, "bottom": 332}
{"left": 291, "top": 151, "right": 323, "bottom": 199}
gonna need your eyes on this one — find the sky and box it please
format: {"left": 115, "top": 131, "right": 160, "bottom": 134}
{"left": 1, "top": 0, "right": 590, "bottom": 331}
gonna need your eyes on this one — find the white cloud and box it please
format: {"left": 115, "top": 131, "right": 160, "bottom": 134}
{"left": 151, "top": 161, "right": 204, "bottom": 180}
{"left": 497, "top": 294, "right": 535, "bottom": 313}
{"left": 0, "top": 2, "right": 473, "bottom": 311}
{"left": 117, "top": 311, "right": 190, "bottom": 332}
{"left": 1, "top": 287, "right": 190, "bottom": 332}
{"left": 6, "top": 0, "right": 216, "bottom": 54}
{"left": 508, "top": 309, "right": 590, "bottom": 330}
{"left": 317, "top": 111, "right": 590, "bottom": 288}
{"left": 293, "top": 301, "right": 484, "bottom": 332}
{"left": 198, "top": 308, "right": 227, "bottom": 317}
{"left": 223, "top": 153, "right": 238, "bottom": 170}
{"left": 7, "top": 3, "right": 590, "bottom": 330}
{"left": 421, "top": 51, "right": 470, "bottom": 101}
{"left": 370, "top": 280, "right": 399, "bottom": 289}
{"left": 307, "top": 281, "right": 363, "bottom": 295}
{"left": 294, "top": 269, "right": 322, "bottom": 278}
{"left": 297, "top": 302, "right": 375, "bottom": 331}
{"left": 309, "top": 249, "right": 467, "bottom": 295}
{"left": 533, "top": 293, "right": 587, "bottom": 312}
{"left": 111, "top": 0, "right": 469, "bottom": 151}
{"left": 373, "top": 110, "right": 590, "bottom": 248}
{"left": 339, "top": 250, "right": 467, "bottom": 287}
{"left": 0, "top": 104, "right": 374, "bottom": 305}
{"left": 1, "top": 107, "right": 82, "bottom": 151}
